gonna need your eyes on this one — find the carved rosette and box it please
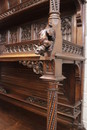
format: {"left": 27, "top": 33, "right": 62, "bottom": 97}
{"left": 47, "top": 82, "right": 58, "bottom": 130}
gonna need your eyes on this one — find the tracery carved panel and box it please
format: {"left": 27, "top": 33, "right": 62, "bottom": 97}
{"left": 0, "top": 31, "right": 6, "bottom": 44}
{"left": 50, "top": 0, "right": 60, "bottom": 12}
{"left": 8, "top": 0, "right": 18, "bottom": 8}
{"left": 21, "top": 23, "right": 31, "bottom": 41}
{"left": 34, "top": 20, "right": 47, "bottom": 39}
{"left": 9, "top": 28, "right": 17, "bottom": 44}
{"left": 61, "top": 16, "right": 72, "bottom": 42}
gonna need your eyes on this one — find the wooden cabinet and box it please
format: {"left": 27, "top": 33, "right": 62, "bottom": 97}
{"left": 0, "top": 0, "right": 86, "bottom": 130}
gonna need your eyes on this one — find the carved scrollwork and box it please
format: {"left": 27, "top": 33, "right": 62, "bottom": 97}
{"left": 19, "top": 60, "right": 43, "bottom": 74}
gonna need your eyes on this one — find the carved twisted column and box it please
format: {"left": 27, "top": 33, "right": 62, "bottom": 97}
{"left": 47, "top": 82, "right": 58, "bottom": 130}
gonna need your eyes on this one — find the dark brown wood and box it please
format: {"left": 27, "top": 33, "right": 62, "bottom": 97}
{"left": 0, "top": 0, "right": 85, "bottom": 130}
{"left": 0, "top": 62, "right": 84, "bottom": 129}
{"left": 0, "top": 99, "right": 46, "bottom": 130}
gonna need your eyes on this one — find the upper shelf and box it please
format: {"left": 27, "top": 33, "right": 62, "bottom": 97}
{"left": 0, "top": 0, "right": 83, "bottom": 30}
{"left": 0, "top": 0, "right": 49, "bottom": 30}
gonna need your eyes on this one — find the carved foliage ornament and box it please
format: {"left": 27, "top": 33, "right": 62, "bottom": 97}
{"left": 0, "top": 0, "right": 44, "bottom": 20}
{"left": 19, "top": 61, "right": 43, "bottom": 75}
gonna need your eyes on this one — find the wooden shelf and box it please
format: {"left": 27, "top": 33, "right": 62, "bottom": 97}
{"left": 0, "top": 39, "right": 50, "bottom": 61}
{"left": 0, "top": 0, "right": 83, "bottom": 30}
{"left": 55, "top": 53, "right": 85, "bottom": 61}
{"left": 0, "top": 39, "right": 84, "bottom": 62}
{"left": 0, "top": 0, "right": 85, "bottom": 130}
{"left": 0, "top": 0, "right": 49, "bottom": 30}
{"left": 0, "top": 53, "right": 40, "bottom": 61}
{"left": 0, "top": 91, "right": 47, "bottom": 117}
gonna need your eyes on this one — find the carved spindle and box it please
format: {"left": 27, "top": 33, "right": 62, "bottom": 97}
{"left": 47, "top": 82, "right": 58, "bottom": 130}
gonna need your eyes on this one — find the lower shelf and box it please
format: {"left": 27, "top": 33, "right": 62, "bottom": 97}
{"left": 0, "top": 99, "right": 46, "bottom": 130}
{"left": 0, "top": 94, "right": 85, "bottom": 130}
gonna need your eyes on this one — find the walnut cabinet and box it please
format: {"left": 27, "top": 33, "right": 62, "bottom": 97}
{"left": 0, "top": 0, "right": 86, "bottom": 130}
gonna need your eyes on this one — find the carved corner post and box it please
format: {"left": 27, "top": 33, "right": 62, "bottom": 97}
{"left": 49, "top": 0, "right": 62, "bottom": 55}
{"left": 47, "top": 82, "right": 58, "bottom": 130}
{"left": 46, "top": 0, "right": 64, "bottom": 130}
